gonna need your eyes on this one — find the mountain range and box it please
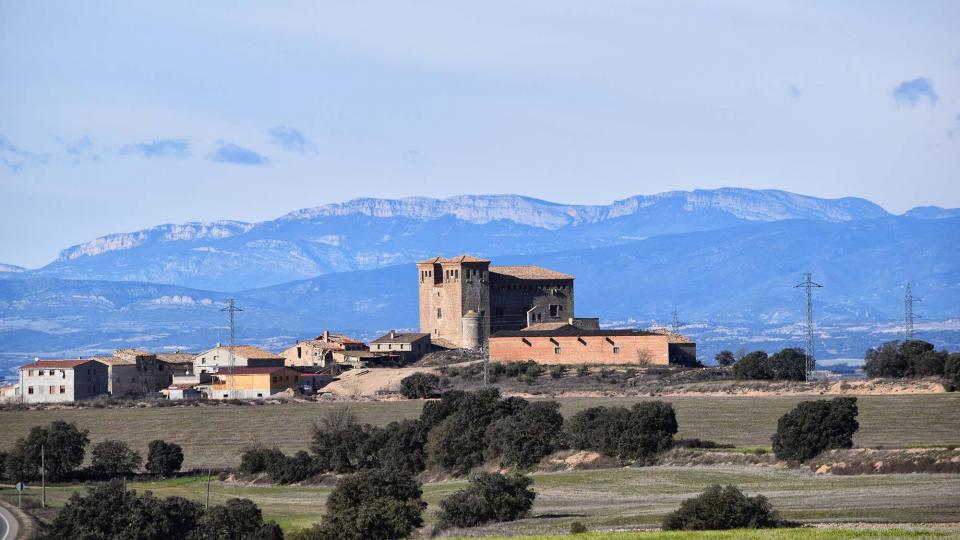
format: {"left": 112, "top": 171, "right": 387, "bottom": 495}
{"left": 0, "top": 188, "right": 957, "bottom": 370}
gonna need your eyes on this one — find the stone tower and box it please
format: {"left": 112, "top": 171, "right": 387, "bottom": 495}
{"left": 416, "top": 256, "right": 491, "bottom": 348}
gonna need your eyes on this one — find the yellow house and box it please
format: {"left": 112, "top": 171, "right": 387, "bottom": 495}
{"left": 208, "top": 366, "right": 300, "bottom": 399}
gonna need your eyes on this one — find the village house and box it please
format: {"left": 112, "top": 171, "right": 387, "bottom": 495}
{"left": 95, "top": 349, "right": 171, "bottom": 397}
{"left": 488, "top": 321, "right": 697, "bottom": 366}
{"left": 370, "top": 331, "right": 431, "bottom": 362}
{"left": 207, "top": 366, "right": 301, "bottom": 399}
{"left": 280, "top": 331, "right": 367, "bottom": 368}
{"left": 17, "top": 359, "right": 108, "bottom": 403}
{"left": 194, "top": 345, "right": 284, "bottom": 374}
{"left": 158, "top": 352, "right": 197, "bottom": 377}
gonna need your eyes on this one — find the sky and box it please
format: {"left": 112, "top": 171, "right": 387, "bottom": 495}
{"left": 1, "top": 1, "right": 959, "bottom": 268}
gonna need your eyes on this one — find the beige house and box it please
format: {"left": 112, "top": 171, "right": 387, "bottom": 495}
{"left": 158, "top": 352, "right": 197, "bottom": 377}
{"left": 95, "top": 349, "right": 172, "bottom": 397}
{"left": 18, "top": 359, "right": 108, "bottom": 403}
{"left": 370, "top": 331, "right": 431, "bottom": 362}
{"left": 280, "top": 331, "right": 367, "bottom": 368}
{"left": 194, "top": 345, "right": 284, "bottom": 374}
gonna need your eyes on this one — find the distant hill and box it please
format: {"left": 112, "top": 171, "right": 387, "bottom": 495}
{"left": 903, "top": 206, "right": 960, "bottom": 220}
{"left": 25, "top": 188, "right": 891, "bottom": 290}
{"left": 2, "top": 215, "right": 956, "bottom": 364}
{"left": 0, "top": 263, "right": 25, "bottom": 274}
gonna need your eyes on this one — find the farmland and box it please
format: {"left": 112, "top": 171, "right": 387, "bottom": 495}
{"left": 1, "top": 394, "right": 958, "bottom": 469}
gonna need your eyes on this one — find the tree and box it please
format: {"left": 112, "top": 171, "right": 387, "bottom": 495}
{"left": 146, "top": 440, "right": 184, "bottom": 477}
{"left": 90, "top": 440, "right": 143, "bottom": 478}
{"left": 945, "top": 354, "right": 960, "bottom": 389}
{"left": 46, "top": 480, "right": 204, "bottom": 540}
{"left": 662, "top": 484, "right": 783, "bottom": 530}
{"left": 399, "top": 372, "right": 441, "bottom": 399}
{"left": 436, "top": 472, "right": 536, "bottom": 529}
{"left": 376, "top": 419, "right": 429, "bottom": 476}
{"left": 767, "top": 348, "right": 807, "bottom": 381}
{"left": 733, "top": 351, "right": 771, "bottom": 380}
{"left": 194, "top": 498, "right": 283, "bottom": 540}
{"left": 714, "top": 350, "right": 736, "bottom": 367}
{"left": 566, "top": 406, "right": 631, "bottom": 457}
{"left": 864, "top": 340, "right": 948, "bottom": 379}
{"left": 425, "top": 388, "right": 517, "bottom": 474}
{"left": 311, "top": 408, "right": 380, "bottom": 473}
{"left": 618, "top": 401, "right": 678, "bottom": 462}
{"left": 294, "top": 469, "right": 426, "bottom": 540}
{"left": 485, "top": 401, "right": 565, "bottom": 468}
{"left": 6, "top": 420, "right": 89, "bottom": 481}
{"left": 772, "top": 397, "right": 859, "bottom": 461}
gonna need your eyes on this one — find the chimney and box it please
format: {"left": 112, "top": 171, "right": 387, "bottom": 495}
{"left": 216, "top": 342, "right": 221, "bottom": 348}
{"left": 323, "top": 330, "right": 330, "bottom": 341}
{"left": 389, "top": 330, "right": 396, "bottom": 339}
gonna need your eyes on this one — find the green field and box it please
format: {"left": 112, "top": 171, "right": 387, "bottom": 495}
{"left": 448, "top": 530, "right": 958, "bottom": 540}
{"left": 3, "top": 466, "right": 959, "bottom": 535}
{"left": 1, "top": 394, "right": 957, "bottom": 469}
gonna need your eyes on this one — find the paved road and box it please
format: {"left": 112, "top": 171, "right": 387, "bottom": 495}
{"left": 0, "top": 503, "right": 19, "bottom": 540}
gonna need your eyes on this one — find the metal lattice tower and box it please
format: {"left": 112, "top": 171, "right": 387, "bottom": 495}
{"left": 221, "top": 299, "right": 243, "bottom": 398}
{"left": 794, "top": 273, "right": 823, "bottom": 381}
{"left": 670, "top": 308, "right": 681, "bottom": 334}
{"left": 904, "top": 282, "right": 915, "bottom": 341}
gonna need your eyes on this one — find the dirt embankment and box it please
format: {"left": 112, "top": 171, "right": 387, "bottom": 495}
{"left": 320, "top": 366, "right": 441, "bottom": 398}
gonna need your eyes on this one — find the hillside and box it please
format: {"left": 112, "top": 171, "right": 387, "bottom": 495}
{"left": 24, "top": 188, "right": 890, "bottom": 290}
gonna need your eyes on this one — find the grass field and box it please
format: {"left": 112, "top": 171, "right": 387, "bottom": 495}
{"left": 1, "top": 394, "right": 957, "bottom": 469}
{"left": 447, "top": 530, "right": 959, "bottom": 540}
{"left": 3, "top": 466, "right": 959, "bottom": 535}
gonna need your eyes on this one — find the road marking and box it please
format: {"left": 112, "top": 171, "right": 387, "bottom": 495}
{"left": 0, "top": 508, "right": 10, "bottom": 540}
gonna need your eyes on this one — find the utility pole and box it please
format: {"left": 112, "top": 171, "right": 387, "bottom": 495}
{"left": 41, "top": 443, "right": 46, "bottom": 507}
{"left": 794, "top": 273, "right": 823, "bottom": 381}
{"left": 205, "top": 467, "right": 212, "bottom": 510}
{"left": 904, "top": 282, "right": 915, "bottom": 341}
{"left": 670, "top": 308, "right": 681, "bottom": 334}
{"left": 221, "top": 299, "right": 243, "bottom": 399}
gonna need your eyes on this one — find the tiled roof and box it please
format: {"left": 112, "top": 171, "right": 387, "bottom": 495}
{"left": 371, "top": 332, "right": 431, "bottom": 344}
{"left": 158, "top": 353, "right": 196, "bottom": 364}
{"left": 203, "top": 345, "right": 281, "bottom": 360}
{"left": 417, "top": 255, "right": 490, "bottom": 264}
{"left": 114, "top": 348, "right": 154, "bottom": 356}
{"left": 490, "top": 266, "right": 574, "bottom": 280}
{"left": 94, "top": 356, "right": 134, "bottom": 366}
{"left": 524, "top": 322, "right": 572, "bottom": 331}
{"left": 20, "top": 359, "right": 98, "bottom": 369}
{"left": 213, "top": 366, "right": 292, "bottom": 375}
{"left": 647, "top": 328, "right": 695, "bottom": 344}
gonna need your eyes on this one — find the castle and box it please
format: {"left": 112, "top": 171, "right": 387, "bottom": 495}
{"left": 417, "top": 255, "right": 575, "bottom": 348}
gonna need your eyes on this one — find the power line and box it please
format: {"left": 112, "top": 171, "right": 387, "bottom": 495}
{"left": 794, "top": 273, "right": 823, "bottom": 381}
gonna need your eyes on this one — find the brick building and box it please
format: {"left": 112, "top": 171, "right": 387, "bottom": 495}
{"left": 488, "top": 322, "right": 697, "bottom": 366}
{"left": 417, "top": 255, "right": 574, "bottom": 348}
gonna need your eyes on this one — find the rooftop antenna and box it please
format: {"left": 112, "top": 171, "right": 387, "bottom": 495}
{"left": 904, "top": 282, "right": 920, "bottom": 341}
{"left": 221, "top": 299, "right": 243, "bottom": 398}
{"left": 795, "top": 273, "right": 823, "bottom": 381}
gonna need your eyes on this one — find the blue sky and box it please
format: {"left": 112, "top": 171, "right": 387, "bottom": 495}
{"left": 1, "top": 1, "right": 958, "bottom": 267}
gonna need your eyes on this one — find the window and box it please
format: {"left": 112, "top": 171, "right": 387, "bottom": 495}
{"left": 297, "top": 347, "right": 302, "bottom": 359}
{"left": 554, "top": 347, "right": 561, "bottom": 355}
{"left": 257, "top": 393, "right": 263, "bottom": 398}
{"left": 28, "top": 386, "right": 34, "bottom": 394}
{"left": 437, "top": 307, "right": 442, "bottom": 319}
{"left": 60, "top": 385, "right": 66, "bottom": 394}
{"left": 49, "top": 385, "right": 55, "bottom": 394}
{"left": 613, "top": 346, "right": 621, "bottom": 354}
{"left": 549, "top": 305, "right": 561, "bottom": 318}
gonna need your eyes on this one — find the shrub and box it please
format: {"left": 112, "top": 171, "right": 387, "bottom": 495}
{"left": 549, "top": 365, "right": 567, "bottom": 379}
{"left": 146, "top": 440, "right": 184, "bottom": 477}
{"left": 294, "top": 469, "right": 426, "bottom": 540}
{"left": 672, "top": 439, "right": 735, "bottom": 450}
{"left": 864, "top": 340, "right": 949, "bottom": 378}
{"left": 425, "top": 388, "right": 520, "bottom": 474}
{"left": 772, "top": 397, "right": 859, "bottom": 461}
{"left": 714, "top": 350, "right": 736, "bottom": 367}
{"left": 945, "top": 354, "right": 960, "bottom": 390}
{"left": 570, "top": 521, "right": 588, "bottom": 534}
{"left": 6, "top": 420, "right": 89, "bottom": 481}
{"left": 767, "top": 348, "right": 807, "bottom": 381}
{"left": 576, "top": 365, "right": 590, "bottom": 377}
{"left": 662, "top": 484, "right": 783, "bottom": 530}
{"left": 376, "top": 419, "right": 429, "bottom": 476}
{"left": 267, "top": 450, "right": 318, "bottom": 484}
{"left": 239, "top": 445, "right": 286, "bottom": 475}
{"left": 90, "top": 440, "right": 143, "bottom": 478}
{"left": 399, "top": 372, "right": 441, "bottom": 399}
{"left": 311, "top": 407, "right": 380, "bottom": 473}
{"left": 198, "top": 498, "right": 283, "bottom": 539}
{"left": 485, "top": 401, "right": 565, "bottom": 468}
{"left": 733, "top": 351, "right": 771, "bottom": 380}
{"left": 0, "top": 450, "right": 6, "bottom": 480}
{"left": 566, "top": 402, "right": 678, "bottom": 462}
{"left": 436, "top": 472, "right": 535, "bottom": 529}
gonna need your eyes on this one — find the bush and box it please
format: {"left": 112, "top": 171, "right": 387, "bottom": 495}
{"left": 239, "top": 445, "right": 286, "bottom": 475}
{"left": 436, "top": 472, "right": 535, "bottom": 529}
{"left": 485, "top": 401, "right": 565, "bottom": 468}
{"left": 549, "top": 365, "right": 567, "bottom": 379}
{"left": 5, "top": 420, "right": 89, "bottom": 481}
{"left": 198, "top": 497, "right": 283, "bottom": 539}
{"left": 90, "top": 440, "right": 143, "bottom": 478}
{"left": 672, "top": 439, "right": 735, "bottom": 449}
{"left": 576, "top": 365, "right": 590, "bottom": 377}
{"left": 733, "top": 351, "right": 771, "bottom": 380}
{"left": 767, "top": 348, "right": 807, "bottom": 381}
{"left": 293, "top": 469, "right": 426, "bottom": 540}
{"left": 376, "top": 419, "right": 429, "bottom": 476}
{"left": 945, "top": 354, "right": 960, "bottom": 389}
{"left": 714, "top": 350, "right": 736, "bottom": 367}
{"left": 864, "top": 340, "right": 949, "bottom": 378}
{"left": 570, "top": 521, "right": 588, "bottom": 534}
{"left": 662, "top": 484, "right": 783, "bottom": 530}
{"left": 566, "top": 402, "right": 677, "bottom": 462}
{"left": 311, "top": 407, "right": 380, "bottom": 473}
{"left": 0, "top": 450, "right": 6, "bottom": 480}
{"left": 772, "top": 397, "right": 859, "bottom": 461}
{"left": 399, "top": 372, "right": 441, "bottom": 399}
{"left": 146, "top": 440, "right": 184, "bottom": 477}
{"left": 425, "top": 388, "right": 517, "bottom": 474}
